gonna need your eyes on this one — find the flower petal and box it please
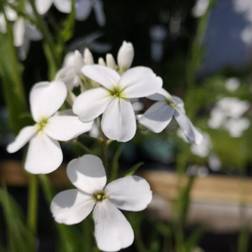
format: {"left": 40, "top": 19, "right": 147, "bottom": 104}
{"left": 73, "top": 88, "right": 111, "bottom": 121}
{"left": 35, "top": 0, "right": 53, "bottom": 15}
{"left": 54, "top": 0, "right": 72, "bottom": 13}
{"left": 82, "top": 65, "right": 120, "bottom": 89}
{"left": 120, "top": 67, "right": 162, "bottom": 98}
{"left": 138, "top": 102, "right": 174, "bottom": 133}
{"left": 30, "top": 81, "right": 67, "bottom": 122}
{"left": 51, "top": 189, "right": 95, "bottom": 225}
{"left": 174, "top": 111, "right": 203, "bottom": 145}
{"left": 93, "top": 0, "right": 106, "bottom": 26}
{"left": 106, "top": 176, "right": 152, "bottom": 211}
{"left": 101, "top": 99, "right": 136, "bottom": 142}
{"left": 25, "top": 133, "right": 63, "bottom": 174}
{"left": 76, "top": 0, "right": 92, "bottom": 20}
{"left": 6, "top": 126, "right": 37, "bottom": 153}
{"left": 93, "top": 200, "right": 134, "bottom": 252}
{"left": 45, "top": 115, "right": 93, "bottom": 141}
{"left": 13, "top": 18, "right": 25, "bottom": 47}
{"left": 67, "top": 154, "right": 107, "bottom": 193}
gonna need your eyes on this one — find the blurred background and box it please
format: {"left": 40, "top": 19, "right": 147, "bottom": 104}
{"left": 0, "top": 0, "right": 252, "bottom": 251}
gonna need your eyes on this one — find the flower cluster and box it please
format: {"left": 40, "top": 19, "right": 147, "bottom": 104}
{"left": 7, "top": 41, "right": 202, "bottom": 251}
{"left": 208, "top": 97, "right": 250, "bottom": 137}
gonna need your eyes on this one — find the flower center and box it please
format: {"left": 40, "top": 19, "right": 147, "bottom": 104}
{"left": 109, "top": 86, "right": 125, "bottom": 98}
{"left": 93, "top": 191, "right": 107, "bottom": 202}
{"left": 37, "top": 118, "right": 48, "bottom": 132}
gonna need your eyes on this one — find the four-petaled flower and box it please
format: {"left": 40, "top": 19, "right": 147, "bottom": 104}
{"left": 7, "top": 81, "right": 93, "bottom": 174}
{"left": 138, "top": 88, "right": 203, "bottom": 144}
{"left": 50, "top": 154, "right": 152, "bottom": 252}
{"left": 73, "top": 65, "right": 163, "bottom": 142}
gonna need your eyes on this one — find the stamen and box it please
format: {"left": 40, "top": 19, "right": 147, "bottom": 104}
{"left": 37, "top": 118, "right": 48, "bottom": 132}
{"left": 93, "top": 191, "right": 107, "bottom": 202}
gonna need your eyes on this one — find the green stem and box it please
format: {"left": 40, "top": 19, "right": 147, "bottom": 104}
{"left": 27, "top": 175, "right": 38, "bottom": 236}
{"left": 28, "top": 0, "right": 58, "bottom": 79}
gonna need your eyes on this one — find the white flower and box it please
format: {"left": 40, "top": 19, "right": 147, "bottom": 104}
{"left": 192, "top": 0, "right": 209, "bottom": 17}
{"left": 73, "top": 65, "right": 162, "bottom": 142}
{"left": 224, "top": 117, "right": 250, "bottom": 137}
{"left": 117, "top": 41, "right": 134, "bottom": 71}
{"left": 50, "top": 154, "right": 152, "bottom": 252}
{"left": 6, "top": 81, "right": 93, "bottom": 174}
{"left": 35, "top": 0, "right": 106, "bottom": 26}
{"left": 0, "top": 2, "right": 42, "bottom": 58}
{"left": 208, "top": 97, "right": 250, "bottom": 137}
{"left": 56, "top": 51, "right": 84, "bottom": 90}
{"left": 138, "top": 88, "right": 203, "bottom": 144}
{"left": 225, "top": 78, "right": 240, "bottom": 92}
{"left": 191, "top": 133, "right": 212, "bottom": 157}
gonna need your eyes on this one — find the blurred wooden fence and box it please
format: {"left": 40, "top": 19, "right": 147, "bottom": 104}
{"left": 1, "top": 161, "right": 252, "bottom": 232}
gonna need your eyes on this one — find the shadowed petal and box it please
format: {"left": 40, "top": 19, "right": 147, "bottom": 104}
{"left": 7, "top": 126, "right": 37, "bottom": 153}
{"left": 106, "top": 176, "right": 152, "bottom": 211}
{"left": 138, "top": 102, "right": 174, "bottom": 133}
{"left": 51, "top": 189, "right": 95, "bottom": 225}
{"left": 67, "top": 154, "right": 107, "bottom": 193}
{"left": 25, "top": 133, "right": 63, "bottom": 174}
{"left": 93, "top": 200, "right": 134, "bottom": 252}
{"left": 30, "top": 81, "right": 67, "bottom": 122}
{"left": 101, "top": 98, "right": 136, "bottom": 142}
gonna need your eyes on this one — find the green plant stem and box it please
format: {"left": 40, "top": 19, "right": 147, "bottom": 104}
{"left": 28, "top": 0, "right": 58, "bottom": 79}
{"left": 101, "top": 139, "right": 109, "bottom": 169}
{"left": 27, "top": 175, "right": 38, "bottom": 236}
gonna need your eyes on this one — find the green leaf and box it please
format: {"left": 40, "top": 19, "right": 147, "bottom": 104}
{"left": 0, "top": 188, "right": 35, "bottom": 252}
{"left": 125, "top": 162, "right": 144, "bottom": 176}
{"left": 0, "top": 30, "right": 27, "bottom": 133}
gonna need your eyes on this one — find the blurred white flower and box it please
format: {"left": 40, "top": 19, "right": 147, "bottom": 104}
{"left": 7, "top": 81, "right": 92, "bottom": 174}
{"left": 0, "top": 2, "right": 42, "bottom": 59}
{"left": 208, "top": 153, "right": 221, "bottom": 171}
{"left": 187, "top": 165, "right": 209, "bottom": 177}
{"left": 139, "top": 88, "right": 203, "bottom": 144}
{"left": 191, "top": 133, "right": 212, "bottom": 157}
{"left": 225, "top": 77, "right": 240, "bottom": 92}
{"left": 150, "top": 25, "right": 167, "bottom": 62}
{"left": 208, "top": 97, "right": 250, "bottom": 137}
{"left": 73, "top": 65, "right": 162, "bottom": 142}
{"left": 35, "top": 0, "right": 106, "bottom": 26}
{"left": 51, "top": 154, "right": 152, "bottom": 252}
{"left": 192, "top": 0, "right": 209, "bottom": 18}
{"left": 225, "top": 117, "right": 250, "bottom": 137}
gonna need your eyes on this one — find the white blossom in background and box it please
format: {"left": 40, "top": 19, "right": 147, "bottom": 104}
{"left": 191, "top": 133, "right": 212, "bottom": 157}
{"left": 187, "top": 165, "right": 209, "bottom": 177}
{"left": 56, "top": 49, "right": 94, "bottom": 90}
{"left": 6, "top": 81, "right": 93, "bottom": 174}
{"left": 0, "top": 2, "right": 42, "bottom": 59}
{"left": 73, "top": 65, "right": 162, "bottom": 142}
{"left": 225, "top": 77, "right": 240, "bottom": 92}
{"left": 192, "top": 0, "right": 209, "bottom": 17}
{"left": 139, "top": 88, "right": 203, "bottom": 144}
{"left": 208, "top": 97, "right": 250, "bottom": 137}
{"left": 149, "top": 25, "right": 167, "bottom": 63}
{"left": 233, "top": 0, "right": 252, "bottom": 45}
{"left": 51, "top": 154, "right": 152, "bottom": 252}
{"left": 35, "top": 0, "right": 106, "bottom": 26}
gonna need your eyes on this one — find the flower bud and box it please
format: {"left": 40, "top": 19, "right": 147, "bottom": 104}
{"left": 117, "top": 41, "right": 134, "bottom": 70}
{"left": 83, "top": 48, "right": 94, "bottom": 65}
{"left": 98, "top": 57, "right": 106, "bottom": 66}
{"left": 106, "top": 53, "right": 116, "bottom": 69}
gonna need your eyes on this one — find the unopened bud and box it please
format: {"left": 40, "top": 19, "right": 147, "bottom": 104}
{"left": 117, "top": 41, "right": 134, "bottom": 70}
{"left": 106, "top": 53, "right": 116, "bottom": 69}
{"left": 83, "top": 48, "right": 94, "bottom": 65}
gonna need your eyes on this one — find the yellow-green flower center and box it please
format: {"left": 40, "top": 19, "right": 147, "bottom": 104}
{"left": 37, "top": 118, "right": 48, "bottom": 132}
{"left": 109, "top": 86, "right": 125, "bottom": 98}
{"left": 93, "top": 191, "right": 107, "bottom": 202}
